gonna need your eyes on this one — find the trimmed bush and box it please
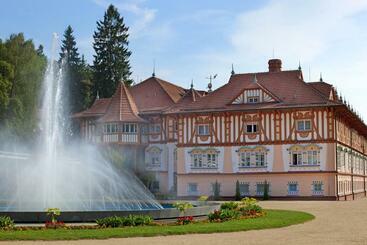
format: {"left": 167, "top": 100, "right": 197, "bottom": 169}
{"left": 235, "top": 180, "right": 241, "bottom": 201}
{"left": 0, "top": 216, "right": 14, "bottom": 229}
{"left": 212, "top": 180, "right": 221, "bottom": 200}
{"left": 96, "top": 215, "right": 153, "bottom": 228}
{"left": 263, "top": 180, "right": 269, "bottom": 200}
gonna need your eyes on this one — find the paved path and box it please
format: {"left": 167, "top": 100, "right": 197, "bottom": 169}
{"left": 2, "top": 198, "right": 367, "bottom": 245}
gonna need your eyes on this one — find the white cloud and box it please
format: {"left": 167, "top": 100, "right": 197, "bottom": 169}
{"left": 231, "top": 0, "right": 367, "bottom": 62}
{"left": 92, "top": 0, "right": 156, "bottom": 38}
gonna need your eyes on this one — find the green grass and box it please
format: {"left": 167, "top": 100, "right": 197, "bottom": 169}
{"left": 0, "top": 210, "right": 314, "bottom": 241}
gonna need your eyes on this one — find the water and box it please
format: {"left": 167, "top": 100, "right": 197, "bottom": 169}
{"left": 0, "top": 34, "right": 162, "bottom": 212}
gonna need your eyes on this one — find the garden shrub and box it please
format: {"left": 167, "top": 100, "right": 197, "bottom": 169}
{"left": 96, "top": 215, "right": 153, "bottom": 228}
{"left": 220, "top": 201, "right": 238, "bottom": 210}
{"left": 208, "top": 210, "right": 222, "bottom": 222}
{"left": 219, "top": 209, "right": 240, "bottom": 221}
{"left": 0, "top": 216, "right": 14, "bottom": 229}
{"left": 239, "top": 197, "right": 263, "bottom": 216}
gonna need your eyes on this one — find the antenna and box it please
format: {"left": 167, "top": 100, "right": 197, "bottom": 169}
{"left": 308, "top": 66, "right": 311, "bottom": 82}
{"left": 272, "top": 48, "right": 275, "bottom": 58}
{"left": 190, "top": 79, "right": 194, "bottom": 89}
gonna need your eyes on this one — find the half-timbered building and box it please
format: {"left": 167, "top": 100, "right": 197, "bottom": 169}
{"left": 74, "top": 59, "right": 367, "bottom": 200}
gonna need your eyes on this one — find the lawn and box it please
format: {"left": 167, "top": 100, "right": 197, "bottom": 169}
{"left": 0, "top": 210, "right": 314, "bottom": 241}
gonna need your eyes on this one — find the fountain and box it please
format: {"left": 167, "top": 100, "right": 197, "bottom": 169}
{"left": 0, "top": 33, "right": 162, "bottom": 212}
{"left": 0, "top": 34, "right": 218, "bottom": 222}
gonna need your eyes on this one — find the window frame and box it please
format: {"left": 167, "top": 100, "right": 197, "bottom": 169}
{"left": 197, "top": 124, "right": 210, "bottom": 136}
{"left": 245, "top": 123, "right": 258, "bottom": 134}
{"left": 296, "top": 119, "right": 312, "bottom": 132}
{"left": 247, "top": 96, "right": 260, "bottom": 103}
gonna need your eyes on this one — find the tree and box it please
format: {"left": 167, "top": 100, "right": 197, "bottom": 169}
{"left": 59, "top": 25, "right": 82, "bottom": 114}
{"left": 235, "top": 180, "right": 241, "bottom": 201}
{"left": 93, "top": 4, "right": 132, "bottom": 98}
{"left": 0, "top": 60, "right": 13, "bottom": 119}
{"left": 212, "top": 180, "right": 221, "bottom": 201}
{"left": 0, "top": 33, "right": 47, "bottom": 141}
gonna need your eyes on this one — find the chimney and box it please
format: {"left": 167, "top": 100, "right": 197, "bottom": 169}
{"left": 268, "top": 59, "right": 282, "bottom": 72}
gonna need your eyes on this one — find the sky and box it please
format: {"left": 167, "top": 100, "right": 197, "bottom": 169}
{"left": 1, "top": 0, "right": 367, "bottom": 118}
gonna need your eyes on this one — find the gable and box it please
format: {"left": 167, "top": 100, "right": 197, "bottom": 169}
{"left": 231, "top": 88, "right": 276, "bottom": 104}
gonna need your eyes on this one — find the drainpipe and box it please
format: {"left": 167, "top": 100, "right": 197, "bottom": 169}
{"left": 335, "top": 115, "right": 339, "bottom": 200}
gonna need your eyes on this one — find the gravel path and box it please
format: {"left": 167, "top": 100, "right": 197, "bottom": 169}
{"left": 2, "top": 198, "right": 367, "bottom": 245}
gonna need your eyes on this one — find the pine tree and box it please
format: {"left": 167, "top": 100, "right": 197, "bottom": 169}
{"left": 93, "top": 4, "right": 132, "bottom": 98}
{"left": 59, "top": 25, "right": 82, "bottom": 114}
{"left": 60, "top": 26, "right": 80, "bottom": 65}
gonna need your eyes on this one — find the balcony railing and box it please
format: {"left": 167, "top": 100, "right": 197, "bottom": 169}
{"left": 99, "top": 133, "right": 140, "bottom": 144}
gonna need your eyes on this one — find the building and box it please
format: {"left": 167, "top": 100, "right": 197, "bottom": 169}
{"left": 74, "top": 59, "right": 367, "bottom": 200}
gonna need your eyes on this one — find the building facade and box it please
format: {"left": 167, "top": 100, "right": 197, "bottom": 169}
{"left": 74, "top": 59, "right": 367, "bottom": 200}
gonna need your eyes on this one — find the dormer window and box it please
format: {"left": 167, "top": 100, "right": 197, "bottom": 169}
{"left": 197, "top": 124, "right": 210, "bottom": 136}
{"left": 246, "top": 123, "right": 258, "bottom": 134}
{"left": 297, "top": 120, "right": 311, "bottom": 131}
{"left": 247, "top": 96, "right": 259, "bottom": 103}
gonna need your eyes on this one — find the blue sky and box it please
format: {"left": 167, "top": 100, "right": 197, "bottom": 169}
{"left": 1, "top": 0, "right": 367, "bottom": 118}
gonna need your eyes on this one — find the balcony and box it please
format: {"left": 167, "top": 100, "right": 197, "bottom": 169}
{"left": 100, "top": 133, "right": 139, "bottom": 144}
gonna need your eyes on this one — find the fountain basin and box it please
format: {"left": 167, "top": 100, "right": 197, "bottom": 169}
{"left": 0, "top": 202, "right": 220, "bottom": 223}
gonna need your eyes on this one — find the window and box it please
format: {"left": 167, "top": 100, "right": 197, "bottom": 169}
{"left": 256, "top": 183, "right": 265, "bottom": 195}
{"left": 122, "top": 123, "right": 137, "bottom": 133}
{"left": 197, "top": 124, "right": 210, "bottom": 136}
{"left": 240, "top": 152, "right": 251, "bottom": 167}
{"left": 255, "top": 152, "right": 265, "bottom": 167}
{"left": 188, "top": 183, "right": 198, "bottom": 194}
{"left": 247, "top": 96, "right": 259, "bottom": 103}
{"left": 289, "top": 145, "right": 320, "bottom": 166}
{"left": 192, "top": 153, "right": 203, "bottom": 168}
{"left": 149, "top": 123, "right": 161, "bottom": 134}
{"left": 292, "top": 151, "right": 318, "bottom": 166}
{"left": 313, "top": 183, "right": 323, "bottom": 192}
{"left": 238, "top": 147, "right": 268, "bottom": 168}
{"left": 239, "top": 182, "right": 250, "bottom": 195}
{"left": 288, "top": 182, "right": 298, "bottom": 195}
{"left": 190, "top": 149, "right": 219, "bottom": 169}
{"left": 297, "top": 120, "right": 311, "bottom": 131}
{"left": 103, "top": 123, "right": 118, "bottom": 133}
{"left": 246, "top": 123, "right": 258, "bottom": 133}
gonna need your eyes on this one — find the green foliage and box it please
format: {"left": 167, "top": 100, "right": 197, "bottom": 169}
{"left": 0, "top": 60, "right": 13, "bottom": 118}
{"left": 0, "top": 33, "right": 47, "bottom": 141}
{"left": 93, "top": 4, "right": 133, "bottom": 98}
{"left": 263, "top": 180, "right": 269, "bottom": 200}
{"left": 235, "top": 180, "right": 241, "bottom": 201}
{"left": 96, "top": 215, "right": 153, "bottom": 228}
{"left": 220, "top": 201, "right": 238, "bottom": 211}
{"left": 46, "top": 208, "right": 61, "bottom": 223}
{"left": 0, "top": 210, "right": 315, "bottom": 240}
{"left": 219, "top": 209, "right": 241, "bottom": 221}
{"left": 198, "top": 195, "right": 208, "bottom": 202}
{"left": 239, "top": 197, "right": 263, "bottom": 216}
{"left": 212, "top": 180, "right": 221, "bottom": 200}
{"left": 173, "top": 202, "right": 193, "bottom": 215}
{"left": 0, "top": 216, "right": 14, "bottom": 229}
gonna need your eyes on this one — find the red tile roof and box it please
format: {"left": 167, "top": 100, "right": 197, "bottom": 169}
{"left": 72, "top": 98, "right": 111, "bottom": 118}
{"left": 130, "top": 76, "right": 186, "bottom": 112}
{"left": 308, "top": 82, "right": 333, "bottom": 99}
{"left": 166, "top": 70, "right": 340, "bottom": 113}
{"left": 98, "top": 82, "right": 145, "bottom": 123}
